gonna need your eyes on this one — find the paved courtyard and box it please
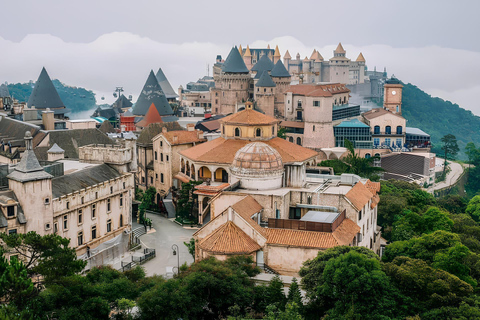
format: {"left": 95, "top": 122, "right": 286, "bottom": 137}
{"left": 136, "top": 213, "right": 196, "bottom": 277}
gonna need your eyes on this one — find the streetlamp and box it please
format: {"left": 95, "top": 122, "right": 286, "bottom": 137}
{"left": 172, "top": 244, "right": 180, "bottom": 274}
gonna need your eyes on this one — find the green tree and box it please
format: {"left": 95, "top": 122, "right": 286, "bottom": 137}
{"left": 342, "top": 139, "right": 384, "bottom": 180}
{"left": 277, "top": 127, "right": 287, "bottom": 139}
{"left": 441, "top": 134, "right": 459, "bottom": 175}
{"left": 466, "top": 195, "right": 480, "bottom": 221}
{"left": 391, "top": 207, "right": 453, "bottom": 241}
{"left": 266, "top": 275, "right": 286, "bottom": 311}
{"left": 0, "top": 254, "right": 35, "bottom": 306}
{"left": 184, "top": 237, "right": 196, "bottom": 261}
{"left": 0, "top": 232, "right": 86, "bottom": 284}
{"left": 465, "top": 142, "right": 480, "bottom": 166}
{"left": 264, "top": 302, "right": 304, "bottom": 320}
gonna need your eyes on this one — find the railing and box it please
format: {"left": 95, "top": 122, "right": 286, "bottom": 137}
{"left": 372, "top": 132, "right": 404, "bottom": 136}
{"left": 121, "top": 248, "right": 156, "bottom": 272}
{"left": 268, "top": 210, "right": 346, "bottom": 232}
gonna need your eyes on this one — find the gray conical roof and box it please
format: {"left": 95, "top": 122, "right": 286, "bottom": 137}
{"left": 47, "top": 143, "right": 64, "bottom": 154}
{"left": 251, "top": 55, "right": 274, "bottom": 73}
{"left": 27, "top": 67, "right": 65, "bottom": 109}
{"left": 222, "top": 47, "right": 249, "bottom": 73}
{"left": 270, "top": 60, "right": 291, "bottom": 78}
{"left": 113, "top": 94, "right": 133, "bottom": 110}
{"left": 7, "top": 132, "right": 52, "bottom": 182}
{"left": 255, "top": 71, "right": 276, "bottom": 88}
{"left": 132, "top": 71, "right": 174, "bottom": 116}
{"left": 0, "top": 84, "right": 10, "bottom": 98}
{"left": 156, "top": 68, "right": 178, "bottom": 99}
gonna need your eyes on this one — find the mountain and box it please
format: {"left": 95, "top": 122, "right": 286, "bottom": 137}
{"left": 402, "top": 83, "right": 480, "bottom": 159}
{"left": 7, "top": 80, "right": 96, "bottom": 114}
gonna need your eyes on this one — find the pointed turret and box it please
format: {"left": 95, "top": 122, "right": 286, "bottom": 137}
{"left": 252, "top": 55, "right": 274, "bottom": 74}
{"left": 222, "top": 46, "right": 249, "bottom": 73}
{"left": 243, "top": 45, "right": 253, "bottom": 70}
{"left": 356, "top": 52, "right": 365, "bottom": 62}
{"left": 238, "top": 44, "right": 243, "bottom": 56}
{"left": 255, "top": 71, "right": 276, "bottom": 88}
{"left": 136, "top": 103, "right": 164, "bottom": 128}
{"left": 335, "top": 42, "right": 346, "bottom": 54}
{"left": 310, "top": 49, "right": 317, "bottom": 60}
{"left": 156, "top": 68, "right": 178, "bottom": 99}
{"left": 132, "top": 70, "right": 175, "bottom": 117}
{"left": 270, "top": 60, "right": 291, "bottom": 78}
{"left": 244, "top": 45, "right": 252, "bottom": 57}
{"left": 273, "top": 45, "right": 281, "bottom": 63}
{"left": 315, "top": 51, "right": 324, "bottom": 62}
{"left": 303, "top": 56, "right": 309, "bottom": 62}
{"left": 27, "top": 67, "right": 65, "bottom": 110}
{"left": 284, "top": 50, "right": 291, "bottom": 59}
{"left": 267, "top": 44, "right": 270, "bottom": 49}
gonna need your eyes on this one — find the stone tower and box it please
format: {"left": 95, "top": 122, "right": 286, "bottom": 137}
{"left": 383, "top": 76, "right": 403, "bottom": 115}
{"left": 270, "top": 60, "right": 291, "bottom": 118}
{"left": 254, "top": 71, "right": 276, "bottom": 117}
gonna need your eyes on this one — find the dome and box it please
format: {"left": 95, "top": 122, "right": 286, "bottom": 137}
{"left": 232, "top": 142, "right": 283, "bottom": 175}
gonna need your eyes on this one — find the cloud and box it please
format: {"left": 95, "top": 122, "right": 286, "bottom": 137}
{"left": 1, "top": 33, "right": 480, "bottom": 116}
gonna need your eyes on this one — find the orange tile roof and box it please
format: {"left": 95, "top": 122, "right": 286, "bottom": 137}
{"left": 220, "top": 109, "right": 279, "bottom": 125}
{"left": 356, "top": 52, "right": 366, "bottom": 62}
{"left": 198, "top": 221, "right": 261, "bottom": 254}
{"left": 362, "top": 108, "right": 404, "bottom": 120}
{"left": 136, "top": 103, "right": 163, "bottom": 128}
{"left": 286, "top": 84, "right": 350, "bottom": 97}
{"left": 173, "top": 173, "right": 191, "bottom": 183}
{"left": 179, "top": 137, "right": 317, "bottom": 165}
{"left": 231, "top": 196, "right": 266, "bottom": 237}
{"left": 345, "top": 182, "right": 375, "bottom": 211}
{"left": 280, "top": 121, "right": 305, "bottom": 129}
{"left": 266, "top": 218, "right": 359, "bottom": 249}
{"left": 335, "top": 42, "right": 346, "bottom": 54}
{"left": 365, "top": 180, "right": 381, "bottom": 195}
{"left": 160, "top": 130, "right": 206, "bottom": 145}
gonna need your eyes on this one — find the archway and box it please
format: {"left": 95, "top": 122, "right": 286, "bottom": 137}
{"left": 198, "top": 166, "right": 212, "bottom": 181}
{"left": 190, "top": 164, "right": 195, "bottom": 179}
{"left": 215, "top": 168, "right": 229, "bottom": 182}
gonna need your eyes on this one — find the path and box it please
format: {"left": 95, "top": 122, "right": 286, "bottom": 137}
{"left": 431, "top": 160, "right": 465, "bottom": 191}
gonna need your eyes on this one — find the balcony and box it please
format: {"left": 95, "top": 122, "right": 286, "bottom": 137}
{"left": 268, "top": 210, "right": 346, "bottom": 233}
{"left": 372, "top": 132, "right": 404, "bottom": 137}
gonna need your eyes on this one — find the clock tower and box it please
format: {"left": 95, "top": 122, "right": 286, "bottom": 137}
{"left": 383, "top": 75, "right": 403, "bottom": 115}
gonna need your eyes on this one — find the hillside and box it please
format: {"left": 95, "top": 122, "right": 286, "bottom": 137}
{"left": 402, "top": 83, "right": 480, "bottom": 159}
{"left": 7, "top": 80, "right": 97, "bottom": 114}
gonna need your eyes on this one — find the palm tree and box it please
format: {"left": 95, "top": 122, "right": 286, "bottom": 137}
{"left": 342, "top": 139, "right": 384, "bottom": 180}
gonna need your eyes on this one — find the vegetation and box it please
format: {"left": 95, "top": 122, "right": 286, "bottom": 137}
{"left": 7, "top": 79, "right": 97, "bottom": 114}
{"left": 176, "top": 181, "right": 202, "bottom": 224}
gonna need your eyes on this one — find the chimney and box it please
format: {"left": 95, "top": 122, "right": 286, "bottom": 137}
{"left": 42, "top": 108, "right": 55, "bottom": 131}
{"left": 196, "top": 130, "right": 204, "bottom": 139}
{"left": 173, "top": 135, "right": 178, "bottom": 144}
{"left": 23, "top": 106, "right": 38, "bottom": 122}
{"left": 187, "top": 123, "right": 195, "bottom": 131}
{"left": 162, "top": 127, "right": 168, "bottom": 133}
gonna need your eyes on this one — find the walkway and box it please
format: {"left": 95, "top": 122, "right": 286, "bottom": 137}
{"left": 430, "top": 160, "right": 465, "bottom": 192}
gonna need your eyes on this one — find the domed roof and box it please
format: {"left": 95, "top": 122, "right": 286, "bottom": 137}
{"left": 231, "top": 142, "right": 283, "bottom": 176}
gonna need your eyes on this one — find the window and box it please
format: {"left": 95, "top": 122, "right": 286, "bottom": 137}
{"left": 313, "top": 101, "right": 320, "bottom": 107}
{"left": 396, "top": 106, "right": 399, "bottom": 113}
{"left": 374, "top": 125, "right": 380, "bottom": 134}
{"left": 289, "top": 207, "right": 302, "bottom": 219}
{"left": 272, "top": 126, "right": 274, "bottom": 135}
{"left": 45, "top": 223, "right": 51, "bottom": 230}
{"left": 385, "top": 126, "right": 391, "bottom": 134}
{"left": 385, "top": 138, "right": 391, "bottom": 146}
{"left": 63, "top": 215, "right": 68, "bottom": 230}
{"left": 107, "top": 219, "right": 112, "bottom": 233}
{"left": 166, "top": 155, "right": 169, "bottom": 161}
{"left": 54, "top": 223, "right": 58, "bottom": 233}
{"left": 160, "top": 141, "right": 163, "bottom": 147}
{"left": 155, "top": 173, "right": 158, "bottom": 180}
{"left": 92, "top": 204, "right": 96, "bottom": 219}
{"left": 78, "top": 210, "right": 83, "bottom": 224}
{"left": 155, "top": 151, "right": 157, "bottom": 160}
{"left": 161, "top": 153, "right": 164, "bottom": 161}
{"left": 120, "top": 194, "right": 123, "bottom": 207}
{"left": 7, "top": 206, "right": 14, "bottom": 217}
{"left": 255, "top": 128, "right": 261, "bottom": 137}
{"left": 66, "top": 202, "right": 70, "bottom": 210}
{"left": 358, "top": 210, "right": 362, "bottom": 220}
{"left": 141, "top": 177, "right": 145, "bottom": 183}
{"left": 313, "top": 125, "right": 315, "bottom": 132}
{"left": 91, "top": 225, "right": 97, "bottom": 240}
{"left": 297, "top": 100, "right": 302, "bottom": 108}
{"left": 374, "top": 138, "right": 380, "bottom": 146}
{"left": 44, "top": 198, "right": 50, "bottom": 205}
{"left": 107, "top": 199, "right": 111, "bottom": 212}
{"left": 78, "top": 232, "right": 83, "bottom": 246}
{"left": 123, "top": 182, "right": 126, "bottom": 189}
{"left": 95, "top": 192, "right": 98, "bottom": 199}
{"left": 365, "top": 153, "right": 371, "bottom": 159}
{"left": 396, "top": 126, "right": 402, "bottom": 134}
{"left": 161, "top": 173, "right": 164, "bottom": 183}
{"left": 110, "top": 186, "right": 113, "bottom": 194}
{"left": 150, "top": 177, "right": 153, "bottom": 184}
{"left": 120, "top": 215, "right": 124, "bottom": 227}
{"left": 8, "top": 229, "right": 17, "bottom": 235}
{"left": 296, "top": 137, "right": 302, "bottom": 146}
{"left": 234, "top": 128, "right": 240, "bottom": 137}
{"left": 289, "top": 136, "right": 294, "bottom": 143}
{"left": 81, "top": 197, "right": 84, "bottom": 204}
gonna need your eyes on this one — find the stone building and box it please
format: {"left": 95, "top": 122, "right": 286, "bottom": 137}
{"left": 151, "top": 125, "right": 206, "bottom": 197}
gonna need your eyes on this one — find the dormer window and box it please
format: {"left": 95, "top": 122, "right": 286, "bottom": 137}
{"left": 7, "top": 206, "right": 14, "bottom": 218}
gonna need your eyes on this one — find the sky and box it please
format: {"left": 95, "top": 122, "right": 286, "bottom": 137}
{"left": 1, "top": 0, "right": 480, "bottom": 115}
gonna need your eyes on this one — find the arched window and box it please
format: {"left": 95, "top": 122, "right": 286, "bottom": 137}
{"left": 396, "top": 126, "right": 402, "bottom": 134}
{"left": 365, "top": 153, "right": 371, "bottom": 159}
{"left": 396, "top": 105, "right": 399, "bottom": 113}
{"left": 256, "top": 128, "right": 262, "bottom": 137}
{"left": 374, "top": 125, "right": 380, "bottom": 134}
{"left": 296, "top": 137, "right": 302, "bottom": 146}
{"left": 289, "top": 136, "right": 294, "bottom": 143}
{"left": 385, "top": 126, "right": 391, "bottom": 134}
{"left": 234, "top": 127, "right": 241, "bottom": 137}
{"left": 272, "top": 126, "right": 274, "bottom": 135}
{"left": 374, "top": 153, "right": 380, "bottom": 157}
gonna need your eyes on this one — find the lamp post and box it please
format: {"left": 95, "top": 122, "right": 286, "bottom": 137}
{"left": 172, "top": 244, "right": 180, "bottom": 274}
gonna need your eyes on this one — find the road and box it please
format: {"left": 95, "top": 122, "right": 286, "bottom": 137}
{"left": 137, "top": 213, "right": 196, "bottom": 277}
{"left": 431, "top": 160, "right": 465, "bottom": 191}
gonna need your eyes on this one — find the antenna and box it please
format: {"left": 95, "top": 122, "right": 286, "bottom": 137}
{"left": 207, "top": 63, "right": 210, "bottom": 77}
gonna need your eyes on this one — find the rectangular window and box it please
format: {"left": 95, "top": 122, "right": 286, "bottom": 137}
{"left": 120, "top": 194, "right": 123, "bottom": 207}
{"left": 81, "top": 197, "right": 84, "bottom": 204}
{"left": 110, "top": 186, "right": 113, "bottom": 194}
{"left": 107, "top": 199, "right": 111, "bottom": 212}
{"left": 78, "top": 210, "right": 83, "bottom": 224}
{"left": 358, "top": 210, "right": 362, "bottom": 220}
{"left": 63, "top": 215, "right": 68, "bottom": 230}
{"left": 396, "top": 138, "right": 402, "bottom": 147}
{"left": 92, "top": 204, "right": 96, "bottom": 219}
{"left": 91, "top": 225, "right": 97, "bottom": 240}
{"left": 313, "top": 101, "right": 320, "bottom": 107}
{"left": 78, "top": 232, "right": 83, "bottom": 246}
{"left": 161, "top": 153, "right": 164, "bottom": 161}
{"left": 54, "top": 222, "right": 58, "bottom": 233}
{"left": 161, "top": 173, "right": 164, "bottom": 183}
{"left": 374, "top": 138, "right": 380, "bottom": 146}
{"left": 66, "top": 202, "right": 70, "bottom": 210}
{"left": 8, "top": 229, "right": 17, "bottom": 235}
{"left": 107, "top": 219, "right": 112, "bottom": 233}
{"left": 7, "top": 206, "right": 14, "bottom": 217}
{"left": 155, "top": 151, "right": 157, "bottom": 160}
{"left": 166, "top": 155, "right": 169, "bottom": 162}
{"left": 123, "top": 182, "right": 126, "bottom": 189}
{"left": 150, "top": 177, "right": 153, "bottom": 184}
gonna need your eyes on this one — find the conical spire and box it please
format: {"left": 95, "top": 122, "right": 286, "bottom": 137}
{"left": 238, "top": 45, "right": 243, "bottom": 56}
{"left": 255, "top": 71, "right": 276, "bottom": 88}
{"left": 136, "top": 103, "right": 164, "bottom": 128}
{"left": 310, "top": 49, "right": 317, "bottom": 60}
{"left": 303, "top": 56, "right": 309, "bottom": 62}
{"left": 251, "top": 55, "right": 274, "bottom": 73}
{"left": 156, "top": 68, "right": 178, "bottom": 99}
{"left": 132, "top": 70, "right": 174, "bottom": 116}
{"left": 7, "top": 131, "right": 52, "bottom": 182}
{"left": 356, "top": 52, "right": 365, "bottom": 62}
{"left": 27, "top": 67, "right": 64, "bottom": 109}
{"left": 222, "top": 47, "right": 249, "bottom": 73}
{"left": 284, "top": 50, "right": 291, "bottom": 59}
{"left": 270, "top": 60, "right": 291, "bottom": 78}
{"left": 335, "top": 43, "right": 346, "bottom": 53}
{"left": 274, "top": 45, "right": 281, "bottom": 57}
{"left": 244, "top": 45, "right": 252, "bottom": 57}
{"left": 267, "top": 44, "right": 270, "bottom": 49}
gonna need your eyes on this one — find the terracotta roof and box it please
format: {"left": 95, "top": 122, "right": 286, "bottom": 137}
{"left": 136, "top": 103, "right": 163, "bottom": 128}
{"left": 202, "top": 120, "right": 221, "bottom": 132}
{"left": 266, "top": 218, "right": 359, "bottom": 249}
{"left": 286, "top": 84, "right": 350, "bottom": 97}
{"left": 362, "top": 108, "right": 404, "bottom": 120}
{"left": 280, "top": 121, "right": 305, "bottom": 129}
{"left": 179, "top": 137, "right": 317, "bottom": 165}
{"left": 365, "top": 180, "right": 380, "bottom": 195}
{"left": 371, "top": 194, "right": 380, "bottom": 209}
{"left": 157, "top": 130, "right": 206, "bottom": 146}
{"left": 231, "top": 196, "right": 266, "bottom": 237}
{"left": 345, "top": 182, "right": 375, "bottom": 211}
{"left": 198, "top": 221, "right": 261, "bottom": 254}
{"left": 220, "top": 108, "right": 279, "bottom": 125}
{"left": 356, "top": 52, "right": 365, "bottom": 62}
{"left": 173, "top": 173, "right": 191, "bottom": 183}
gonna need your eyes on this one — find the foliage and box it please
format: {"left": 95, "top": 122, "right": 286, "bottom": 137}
{"left": 277, "top": 127, "right": 287, "bottom": 139}
{"left": 466, "top": 195, "right": 480, "bottom": 221}
{"left": 263, "top": 302, "right": 304, "bottom": 320}
{"left": 318, "top": 159, "right": 350, "bottom": 175}
{"left": 176, "top": 181, "right": 202, "bottom": 223}
{"left": 450, "top": 213, "right": 480, "bottom": 254}
{"left": 437, "top": 194, "right": 468, "bottom": 214}
{"left": 0, "top": 254, "right": 35, "bottom": 306}
{"left": 287, "top": 277, "right": 303, "bottom": 311}
{"left": 0, "top": 231, "right": 86, "bottom": 284}
{"left": 441, "top": 134, "right": 460, "bottom": 161}
{"left": 7, "top": 79, "right": 97, "bottom": 114}
{"left": 184, "top": 237, "right": 196, "bottom": 261}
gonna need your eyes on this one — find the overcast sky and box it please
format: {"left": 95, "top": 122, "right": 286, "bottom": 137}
{"left": 1, "top": 0, "right": 479, "bottom": 116}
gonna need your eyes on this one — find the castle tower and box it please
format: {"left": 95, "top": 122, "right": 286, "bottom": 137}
{"left": 283, "top": 50, "right": 292, "bottom": 70}
{"left": 254, "top": 71, "right": 276, "bottom": 117}
{"left": 383, "top": 76, "right": 403, "bottom": 115}
{"left": 243, "top": 45, "right": 253, "bottom": 70}
{"left": 273, "top": 45, "right": 281, "bottom": 64}
{"left": 7, "top": 131, "right": 54, "bottom": 235}
{"left": 270, "top": 60, "right": 291, "bottom": 118}
{"left": 328, "top": 43, "right": 350, "bottom": 84}
{"left": 355, "top": 52, "right": 366, "bottom": 84}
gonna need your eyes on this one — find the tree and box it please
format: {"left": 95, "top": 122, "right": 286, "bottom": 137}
{"left": 465, "top": 142, "right": 480, "bottom": 166}
{"left": 266, "top": 275, "right": 286, "bottom": 311}
{"left": 0, "top": 232, "right": 86, "bottom": 284}
{"left": 391, "top": 207, "right": 453, "bottom": 241}
{"left": 342, "top": 139, "right": 384, "bottom": 180}
{"left": 184, "top": 237, "right": 196, "bottom": 261}
{"left": 277, "top": 127, "right": 287, "bottom": 139}
{"left": 441, "top": 134, "right": 459, "bottom": 175}
{"left": 176, "top": 181, "right": 202, "bottom": 223}
{"left": 0, "top": 254, "right": 35, "bottom": 306}
{"left": 287, "top": 278, "right": 303, "bottom": 315}
{"left": 466, "top": 195, "right": 480, "bottom": 221}
{"left": 264, "top": 302, "right": 304, "bottom": 320}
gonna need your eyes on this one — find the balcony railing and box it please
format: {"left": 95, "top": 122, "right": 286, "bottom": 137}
{"left": 372, "top": 132, "right": 404, "bottom": 136}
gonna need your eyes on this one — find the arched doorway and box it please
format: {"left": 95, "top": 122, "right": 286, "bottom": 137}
{"left": 215, "top": 168, "right": 228, "bottom": 182}
{"left": 198, "top": 166, "right": 212, "bottom": 181}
